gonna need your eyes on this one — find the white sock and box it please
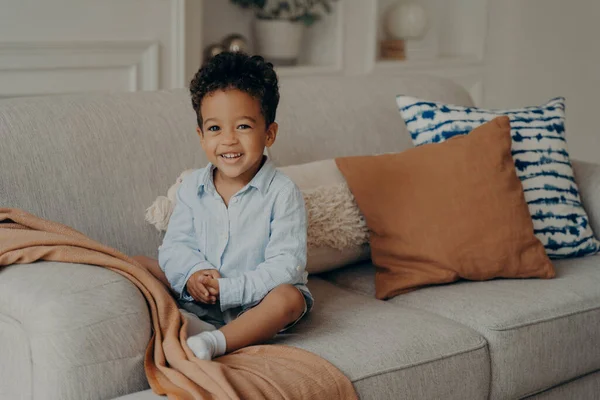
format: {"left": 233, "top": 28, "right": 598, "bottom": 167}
{"left": 187, "top": 330, "right": 227, "bottom": 360}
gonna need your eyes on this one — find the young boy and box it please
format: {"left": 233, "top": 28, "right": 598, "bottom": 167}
{"left": 158, "top": 51, "right": 313, "bottom": 360}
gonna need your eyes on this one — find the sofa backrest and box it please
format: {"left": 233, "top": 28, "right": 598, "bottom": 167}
{"left": 272, "top": 75, "right": 473, "bottom": 166}
{"left": 0, "top": 75, "right": 472, "bottom": 257}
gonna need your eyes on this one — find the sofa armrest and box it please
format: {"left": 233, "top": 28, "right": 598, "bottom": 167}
{"left": 0, "top": 262, "right": 151, "bottom": 400}
{"left": 573, "top": 160, "right": 600, "bottom": 236}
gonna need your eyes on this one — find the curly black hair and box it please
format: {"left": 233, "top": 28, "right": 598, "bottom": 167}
{"left": 189, "top": 52, "right": 280, "bottom": 130}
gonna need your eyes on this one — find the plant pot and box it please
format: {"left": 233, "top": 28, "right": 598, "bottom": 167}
{"left": 253, "top": 19, "right": 304, "bottom": 66}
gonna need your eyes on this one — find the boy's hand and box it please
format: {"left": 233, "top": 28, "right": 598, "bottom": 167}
{"left": 186, "top": 269, "right": 221, "bottom": 304}
{"left": 200, "top": 275, "right": 220, "bottom": 299}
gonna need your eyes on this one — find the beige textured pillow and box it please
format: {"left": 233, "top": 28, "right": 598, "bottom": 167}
{"left": 304, "top": 183, "right": 368, "bottom": 250}
{"left": 280, "top": 159, "right": 370, "bottom": 274}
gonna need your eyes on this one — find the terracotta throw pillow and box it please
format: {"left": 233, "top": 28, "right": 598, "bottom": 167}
{"left": 335, "top": 117, "right": 555, "bottom": 300}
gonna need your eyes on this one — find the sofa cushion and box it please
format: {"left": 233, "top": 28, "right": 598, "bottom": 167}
{"left": 396, "top": 96, "right": 600, "bottom": 259}
{"left": 0, "top": 90, "right": 205, "bottom": 259}
{"left": 271, "top": 277, "right": 489, "bottom": 400}
{"left": 526, "top": 370, "right": 600, "bottom": 399}
{"left": 302, "top": 184, "right": 369, "bottom": 252}
{"left": 322, "top": 255, "right": 600, "bottom": 399}
{"left": 269, "top": 76, "right": 473, "bottom": 167}
{"left": 0, "top": 75, "right": 471, "bottom": 260}
{"left": 281, "top": 159, "right": 370, "bottom": 274}
{"left": 336, "top": 117, "right": 554, "bottom": 299}
{"left": 116, "top": 276, "right": 489, "bottom": 400}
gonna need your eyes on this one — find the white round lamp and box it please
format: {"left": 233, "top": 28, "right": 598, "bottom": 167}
{"left": 384, "top": 2, "right": 429, "bottom": 40}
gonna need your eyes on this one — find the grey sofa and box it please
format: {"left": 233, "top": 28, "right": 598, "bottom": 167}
{"left": 2, "top": 75, "right": 600, "bottom": 400}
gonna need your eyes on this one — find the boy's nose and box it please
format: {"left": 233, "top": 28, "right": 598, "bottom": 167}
{"left": 221, "top": 129, "right": 238, "bottom": 144}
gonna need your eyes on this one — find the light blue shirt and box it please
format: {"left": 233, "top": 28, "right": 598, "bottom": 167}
{"left": 158, "top": 157, "right": 309, "bottom": 312}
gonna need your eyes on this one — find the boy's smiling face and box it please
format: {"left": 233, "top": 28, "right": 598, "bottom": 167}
{"left": 197, "top": 88, "right": 277, "bottom": 186}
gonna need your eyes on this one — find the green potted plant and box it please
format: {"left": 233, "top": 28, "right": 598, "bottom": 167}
{"left": 231, "top": 0, "right": 336, "bottom": 65}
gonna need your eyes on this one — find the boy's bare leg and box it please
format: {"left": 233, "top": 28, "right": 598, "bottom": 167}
{"left": 220, "top": 284, "right": 306, "bottom": 352}
{"left": 187, "top": 284, "right": 306, "bottom": 359}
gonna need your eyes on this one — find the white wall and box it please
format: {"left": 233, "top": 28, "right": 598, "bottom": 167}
{"left": 484, "top": 0, "right": 600, "bottom": 163}
{"left": 2, "top": 0, "right": 599, "bottom": 163}
{"left": 0, "top": 0, "right": 194, "bottom": 97}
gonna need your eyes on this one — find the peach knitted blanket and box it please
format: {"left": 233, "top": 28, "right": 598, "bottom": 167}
{"left": 0, "top": 208, "right": 357, "bottom": 400}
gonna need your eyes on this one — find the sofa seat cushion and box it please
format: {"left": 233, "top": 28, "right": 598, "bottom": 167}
{"left": 116, "top": 276, "right": 489, "bottom": 400}
{"left": 322, "top": 256, "right": 600, "bottom": 399}
{"left": 272, "top": 277, "right": 489, "bottom": 400}
{"left": 525, "top": 369, "right": 600, "bottom": 399}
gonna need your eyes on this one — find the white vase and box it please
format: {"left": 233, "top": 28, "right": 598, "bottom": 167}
{"left": 384, "top": 1, "right": 437, "bottom": 60}
{"left": 384, "top": 2, "right": 429, "bottom": 40}
{"left": 254, "top": 19, "right": 304, "bottom": 65}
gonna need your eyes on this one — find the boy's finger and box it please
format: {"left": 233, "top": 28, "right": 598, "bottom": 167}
{"left": 201, "top": 277, "right": 219, "bottom": 292}
{"left": 188, "top": 286, "right": 201, "bottom": 302}
{"left": 189, "top": 282, "right": 210, "bottom": 303}
{"left": 203, "top": 269, "right": 221, "bottom": 279}
{"left": 207, "top": 285, "right": 218, "bottom": 295}
{"left": 196, "top": 282, "right": 210, "bottom": 298}
{"left": 202, "top": 276, "right": 218, "bottom": 288}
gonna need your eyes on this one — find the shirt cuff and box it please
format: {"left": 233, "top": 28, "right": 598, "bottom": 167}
{"left": 180, "top": 261, "right": 216, "bottom": 301}
{"left": 218, "top": 277, "right": 242, "bottom": 311}
{"left": 180, "top": 287, "right": 194, "bottom": 302}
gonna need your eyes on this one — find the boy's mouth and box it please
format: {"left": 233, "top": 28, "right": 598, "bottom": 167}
{"left": 220, "top": 152, "right": 243, "bottom": 162}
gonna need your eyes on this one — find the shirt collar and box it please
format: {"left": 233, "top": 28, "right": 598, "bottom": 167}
{"left": 197, "top": 155, "right": 276, "bottom": 197}
{"left": 197, "top": 164, "right": 215, "bottom": 196}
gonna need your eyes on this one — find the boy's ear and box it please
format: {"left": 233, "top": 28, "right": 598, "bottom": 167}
{"left": 265, "top": 122, "right": 278, "bottom": 148}
{"left": 196, "top": 126, "right": 203, "bottom": 139}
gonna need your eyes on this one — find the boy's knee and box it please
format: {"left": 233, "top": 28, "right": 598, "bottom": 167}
{"left": 270, "top": 284, "right": 305, "bottom": 320}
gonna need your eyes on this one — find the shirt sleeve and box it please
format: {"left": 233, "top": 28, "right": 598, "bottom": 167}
{"left": 218, "top": 184, "right": 308, "bottom": 311}
{"left": 158, "top": 178, "right": 216, "bottom": 301}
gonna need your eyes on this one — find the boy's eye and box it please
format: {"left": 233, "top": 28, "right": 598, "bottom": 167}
{"left": 237, "top": 124, "right": 251, "bottom": 130}
{"left": 207, "top": 126, "right": 220, "bottom": 132}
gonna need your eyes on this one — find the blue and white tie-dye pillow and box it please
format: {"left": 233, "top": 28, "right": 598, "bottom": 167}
{"left": 396, "top": 96, "right": 599, "bottom": 259}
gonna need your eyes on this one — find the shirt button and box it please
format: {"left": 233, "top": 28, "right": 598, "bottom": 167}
{"left": 296, "top": 265, "right": 302, "bottom": 271}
